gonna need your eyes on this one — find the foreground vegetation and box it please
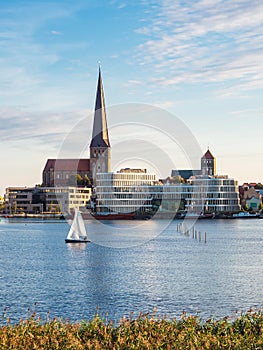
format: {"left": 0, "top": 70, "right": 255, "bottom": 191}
{"left": 1, "top": 309, "right": 262, "bottom": 349}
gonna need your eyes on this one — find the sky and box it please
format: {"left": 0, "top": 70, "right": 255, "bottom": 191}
{"left": 1, "top": 0, "right": 263, "bottom": 195}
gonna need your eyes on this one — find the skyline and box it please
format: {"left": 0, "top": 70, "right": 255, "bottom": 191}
{"left": 1, "top": 1, "right": 263, "bottom": 195}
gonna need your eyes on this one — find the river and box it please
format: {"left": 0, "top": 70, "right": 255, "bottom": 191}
{"left": 0, "top": 217, "right": 262, "bottom": 323}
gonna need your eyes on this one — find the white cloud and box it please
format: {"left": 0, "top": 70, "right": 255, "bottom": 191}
{"left": 136, "top": 0, "right": 263, "bottom": 93}
{"left": 51, "top": 30, "right": 63, "bottom": 35}
{"left": 126, "top": 79, "right": 143, "bottom": 86}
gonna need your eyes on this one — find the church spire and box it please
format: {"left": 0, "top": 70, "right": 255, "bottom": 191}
{"left": 90, "top": 66, "right": 110, "bottom": 148}
{"left": 90, "top": 67, "right": 111, "bottom": 183}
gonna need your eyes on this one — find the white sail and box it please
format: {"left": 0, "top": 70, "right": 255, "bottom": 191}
{"left": 66, "top": 209, "right": 88, "bottom": 241}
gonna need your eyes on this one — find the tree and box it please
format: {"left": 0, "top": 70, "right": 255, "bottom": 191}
{"left": 67, "top": 174, "right": 92, "bottom": 187}
{"left": 83, "top": 175, "right": 92, "bottom": 187}
{"left": 0, "top": 196, "right": 4, "bottom": 213}
{"left": 76, "top": 174, "right": 83, "bottom": 186}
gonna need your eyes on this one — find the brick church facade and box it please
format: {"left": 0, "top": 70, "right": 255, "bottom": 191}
{"left": 42, "top": 67, "right": 110, "bottom": 187}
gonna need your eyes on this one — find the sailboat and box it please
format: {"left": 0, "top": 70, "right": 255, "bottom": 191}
{"left": 65, "top": 209, "right": 90, "bottom": 243}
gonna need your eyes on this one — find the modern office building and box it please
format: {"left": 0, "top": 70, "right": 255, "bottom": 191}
{"left": 94, "top": 171, "right": 240, "bottom": 215}
{"left": 4, "top": 186, "right": 91, "bottom": 214}
{"left": 4, "top": 187, "right": 40, "bottom": 214}
{"left": 185, "top": 175, "right": 240, "bottom": 213}
{"left": 94, "top": 168, "right": 157, "bottom": 214}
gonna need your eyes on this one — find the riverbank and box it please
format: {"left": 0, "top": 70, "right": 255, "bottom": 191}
{"left": 1, "top": 309, "right": 262, "bottom": 349}
{"left": 1, "top": 211, "right": 262, "bottom": 220}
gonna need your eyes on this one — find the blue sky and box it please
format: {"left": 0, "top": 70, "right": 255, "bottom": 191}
{"left": 1, "top": 0, "right": 263, "bottom": 195}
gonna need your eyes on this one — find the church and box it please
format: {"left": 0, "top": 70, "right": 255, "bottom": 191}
{"left": 6, "top": 68, "right": 241, "bottom": 216}
{"left": 42, "top": 67, "right": 111, "bottom": 187}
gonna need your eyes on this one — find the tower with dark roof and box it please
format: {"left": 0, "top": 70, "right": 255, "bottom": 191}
{"left": 90, "top": 67, "right": 111, "bottom": 184}
{"left": 201, "top": 149, "right": 216, "bottom": 175}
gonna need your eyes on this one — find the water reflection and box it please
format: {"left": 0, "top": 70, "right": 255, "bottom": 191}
{"left": 66, "top": 242, "right": 88, "bottom": 250}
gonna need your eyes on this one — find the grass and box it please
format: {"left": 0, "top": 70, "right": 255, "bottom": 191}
{"left": 0, "top": 308, "right": 262, "bottom": 349}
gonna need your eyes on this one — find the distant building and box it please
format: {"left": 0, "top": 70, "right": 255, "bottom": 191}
{"left": 185, "top": 175, "right": 240, "bottom": 213}
{"left": 171, "top": 148, "right": 216, "bottom": 180}
{"left": 42, "top": 159, "right": 90, "bottom": 187}
{"left": 4, "top": 187, "right": 40, "bottom": 214}
{"left": 4, "top": 186, "right": 91, "bottom": 214}
{"left": 42, "top": 67, "right": 110, "bottom": 187}
{"left": 94, "top": 170, "right": 240, "bottom": 215}
{"left": 94, "top": 169, "right": 157, "bottom": 214}
{"left": 240, "top": 186, "right": 261, "bottom": 210}
{"left": 201, "top": 149, "right": 216, "bottom": 175}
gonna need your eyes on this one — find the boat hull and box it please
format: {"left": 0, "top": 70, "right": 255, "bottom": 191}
{"left": 91, "top": 213, "right": 135, "bottom": 220}
{"left": 65, "top": 239, "right": 91, "bottom": 243}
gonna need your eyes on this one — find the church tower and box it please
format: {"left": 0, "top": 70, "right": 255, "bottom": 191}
{"left": 201, "top": 149, "right": 216, "bottom": 176}
{"left": 90, "top": 67, "right": 111, "bottom": 184}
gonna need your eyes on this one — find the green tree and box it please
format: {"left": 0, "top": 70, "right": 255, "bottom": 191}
{"left": 0, "top": 196, "right": 4, "bottom": 213}
{"left": 76, "top": 174, "right": 83, "bottom": 186}
{"left": 83, "top": 175, "right": 92, "bottom": 187}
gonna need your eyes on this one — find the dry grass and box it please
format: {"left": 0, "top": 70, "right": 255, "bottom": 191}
{"left": 0, "top": 308, "right": 262, "bottom": 349}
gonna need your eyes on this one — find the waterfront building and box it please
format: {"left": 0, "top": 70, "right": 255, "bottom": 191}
{"left": 42, "top": 67, "right": 110, "bottom": 187}
{"left": 94, "top": 169, "right": 157, "bottom": 214}
{"left": 36, "top": 187, "right": 91, "bottom": 213}
{"left": 94, "top": 171, "right": 240, "bottom": 215}
{"left": 185, "top": 175, "right": 240, "bottom": 213}
{"left": 4, "top": 186, "right": 91, "bottom": 214}
{"left": 4, "top": 187, "right": 40, "bottom": 214}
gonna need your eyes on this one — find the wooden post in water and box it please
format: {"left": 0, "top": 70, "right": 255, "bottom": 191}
{"left": 204, "top": 232, "right": 207, "bottom": 243}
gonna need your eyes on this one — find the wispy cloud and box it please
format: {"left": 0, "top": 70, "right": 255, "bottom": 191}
{"left": 136, "top": 0, "right": 263, "bottom": 94}
{"left": 51, "top": 30, "right": 63, "bottom": 35}
{"left": 0, "top": 107, "right": 92, "bottom": 150}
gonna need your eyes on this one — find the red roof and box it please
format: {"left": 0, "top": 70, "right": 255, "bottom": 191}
{"left": 201, "top": 149, "right": 214, "bottom": 159}
{"left": 43, "top": 159, "right": 90, "bottom": 172}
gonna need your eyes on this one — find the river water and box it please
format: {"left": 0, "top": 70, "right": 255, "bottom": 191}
{"left": 0, "top": 218, "right": 262, "bottom": 323}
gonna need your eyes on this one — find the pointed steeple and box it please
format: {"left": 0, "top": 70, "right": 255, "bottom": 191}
{"left": 201, "top": 149, "right": 214, "bottom": 160}
{"left": 90, "top": 67, "right": 111, "bottom": 182}
{"left": 90, "top": 67, "right": 110, "bottom": 148}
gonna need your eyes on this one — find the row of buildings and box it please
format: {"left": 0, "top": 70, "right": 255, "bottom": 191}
{"left": 3, "top": 68, "right": 262, "bottom": 217}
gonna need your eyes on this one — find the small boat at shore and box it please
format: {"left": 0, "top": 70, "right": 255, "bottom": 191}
{"left": 91, "top": 212, "right": 135, "bottom": 220}
{"left": 232, "top": 212, "right": 260, "bottom": 219}
{"left": 65, "top": 209, "right": 90, "bottom": 243}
